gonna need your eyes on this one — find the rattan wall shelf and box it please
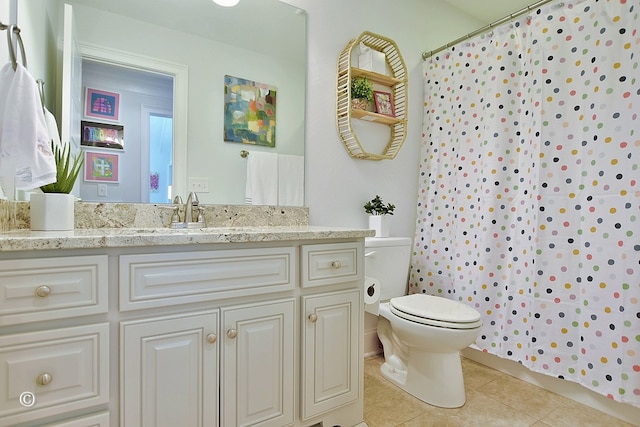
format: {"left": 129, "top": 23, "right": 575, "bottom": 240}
{"left": 336, "top": 31, "right": 408, "bottom": 160}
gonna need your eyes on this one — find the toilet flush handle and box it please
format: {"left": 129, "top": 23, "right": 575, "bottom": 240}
{"left": 365, "top": 251, "right": 376, "bottom": 257}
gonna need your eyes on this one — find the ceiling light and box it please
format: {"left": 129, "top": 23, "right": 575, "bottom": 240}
{"left": 212, "top": 0, "right": 239, "bottom": 6}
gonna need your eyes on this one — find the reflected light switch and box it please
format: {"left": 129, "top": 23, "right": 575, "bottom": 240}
{"left": 98, "top": 184, "right": 107, "bottom": 197}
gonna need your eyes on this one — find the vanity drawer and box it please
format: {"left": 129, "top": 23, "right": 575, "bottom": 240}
{"left": 120, "top": 247, "right": 296, "bottom": 311}
{"left": 301, "top": 242, "right": 363, "bottom": 288}
{"left": 0, "top": 255, "right": 108, "bottom": 326}
{"left": 41, "top": 411, "right": 110, "bottom": 427}
{"left": 0, "top": 323, "right": 109, "bottom": 426}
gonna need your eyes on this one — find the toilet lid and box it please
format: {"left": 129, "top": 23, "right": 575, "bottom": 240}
{"left": 389, "top": 294, "right": 482, "bottom": 329}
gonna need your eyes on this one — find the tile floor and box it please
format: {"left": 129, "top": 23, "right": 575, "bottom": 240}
{"left": 364, "top": 354, "right": 636, "bottom": 427}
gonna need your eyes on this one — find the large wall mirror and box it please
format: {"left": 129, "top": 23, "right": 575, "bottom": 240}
{"left": 19, "top": 0, "right": 306, "bottom": 206}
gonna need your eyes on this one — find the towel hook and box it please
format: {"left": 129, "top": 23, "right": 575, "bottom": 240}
{"left": 5, "top": 24, "right": 27, "bottom": 71}
{"left": 36, "top": 79, "right": 46, "bottom": 113}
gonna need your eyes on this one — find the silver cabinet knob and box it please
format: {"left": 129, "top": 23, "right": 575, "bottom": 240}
{"left": 308, "top": 313, "right": 318, "bottom": 323}
{"left": 206, "top": 333, "right": 217, "bottom": 344}
{"left": 35, "top": 285, "right": 51, "bottom": 298}
{"left": 227, "top": 329, "right": 237, "bottom": 339}
{"left": 331, "top": 261, "right": 342, "bottom": 269}
{"left": 37, "top": 373, "right": 52, "bottom": 386}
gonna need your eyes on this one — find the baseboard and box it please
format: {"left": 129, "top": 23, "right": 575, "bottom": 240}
{"left": 461, "top": 347, "right": 640, "bottom": 426}
{"left": 364, "top": 329, "right": 382, "bottom": 358}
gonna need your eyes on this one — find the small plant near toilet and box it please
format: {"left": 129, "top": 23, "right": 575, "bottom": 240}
{"left": 364, "top": 195, "right": 395, "bottom": 216}
{"left": 364, "top": 195, "right": 394, "bottom": 237}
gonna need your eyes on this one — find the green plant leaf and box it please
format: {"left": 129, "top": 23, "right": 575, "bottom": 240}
{"left": 40, "top": 140, "right": 85, "bottom": 194}
{"left": 363, "top": 195, "right": 395, "bottom": 215}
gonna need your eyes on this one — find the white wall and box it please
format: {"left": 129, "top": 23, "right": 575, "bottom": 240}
{"left": 15, "top": 0, "right": 58, "bottom": 112}
{"left": 282, "top": 0, "right": 480, "bottom": 239}
{"left": 0, "top": 0, "right": 9, "bottom": 63}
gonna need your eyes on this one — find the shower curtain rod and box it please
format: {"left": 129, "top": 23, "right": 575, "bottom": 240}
{"left": 422, "top": 0, "right": 556, "bottom": 60}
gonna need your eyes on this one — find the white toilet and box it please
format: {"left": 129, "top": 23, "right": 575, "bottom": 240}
{"left": 365, "top": 237, "right": 482, "bottom": 408}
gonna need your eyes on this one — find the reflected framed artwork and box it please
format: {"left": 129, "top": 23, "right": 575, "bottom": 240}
{"left": 224, "top": 75, "right": 276, "bottom": 147}
{"left": 81, "top": 121, "right": 124, "bottom": 150}
{"left": 85, "top": 88, "right": 120, "bottom": 121}
{"left": 373, "top": 90, "right": 395, "bottom": 117}
{"left": 84, "top": 151, "right": 119, "bottom": 183}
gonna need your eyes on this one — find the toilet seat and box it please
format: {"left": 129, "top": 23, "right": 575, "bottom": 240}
{"left": 389, "top": 294, "right": 482, "bottom": 330}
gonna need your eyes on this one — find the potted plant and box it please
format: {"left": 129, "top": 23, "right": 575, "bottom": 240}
{"left": 364, "top": 195, "right": 395, "bottom": 237}
{"left": 30, "top": 141, "right": 84, "bottom": 231}
{"left": 350, "top": 76, "right": 373, "bottom": 111}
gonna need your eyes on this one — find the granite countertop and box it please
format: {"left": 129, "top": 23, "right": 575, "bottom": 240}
{"left": 0, "top": 226, "right": 375, "bottom": 252}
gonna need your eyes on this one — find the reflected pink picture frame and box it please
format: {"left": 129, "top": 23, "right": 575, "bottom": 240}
{"left": 84, "top": 151, "right": 119, "bottom": 183}
{"left": 85, "top": 88, "right": 120, "bottom": 121}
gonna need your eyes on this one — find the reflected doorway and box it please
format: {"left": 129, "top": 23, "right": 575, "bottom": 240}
{"left": 144, "top": 109, "right": 173, "bottom": 203}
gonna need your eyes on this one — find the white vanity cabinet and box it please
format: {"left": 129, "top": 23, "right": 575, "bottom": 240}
{"left": 119, "top": 247, "right": 296, "bottom": 427}
{"left": 300, "top": 243, "right": 362, "bottom": 420}
{"left": 221, "top": 299, "right": 295, "bottom": 427}
{"left": 0, "top": 230, "right": 367, "bottom": 427}
{"left": 120, "top": 311, "right": 219, "bottom": 427}
{"left": 0, "top": 256, "right": 110, "bottom": 427}
{"left": 302, "top": 289, "right": 360, "bottom": 420}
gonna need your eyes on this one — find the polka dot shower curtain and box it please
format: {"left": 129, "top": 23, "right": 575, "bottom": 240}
{"left": 412, "top": 0, "right": 639, "bottom": 406}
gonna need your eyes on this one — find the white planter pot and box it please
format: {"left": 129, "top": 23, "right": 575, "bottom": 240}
{"left": 368, "top": 215, "right": 390, "bottom": 237}
{"left": 30, "top": 193, "right": 75, "bottom": 231}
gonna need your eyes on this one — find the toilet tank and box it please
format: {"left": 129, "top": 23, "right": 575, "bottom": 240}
{"left": 365, "top": 237, "right": 412, "bottom": 301}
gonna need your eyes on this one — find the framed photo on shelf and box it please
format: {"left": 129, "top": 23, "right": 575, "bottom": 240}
{"left": 373, "top": 90, "right": 395, "bottom": 117}
{"left": 81, "top": 121, "right": 124, "bottom": 150}
{"left": 85, "top": 88, "right": 120, "bottom": 121}
{"left": 84, "top": 151, "right": 119, "bottom": 183}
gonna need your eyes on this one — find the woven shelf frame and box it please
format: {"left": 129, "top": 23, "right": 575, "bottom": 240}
{"left": 336, "top": 31, "right": 408, "bottom": 160}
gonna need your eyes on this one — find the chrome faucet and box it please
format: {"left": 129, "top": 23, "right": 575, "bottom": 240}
{"left": 170, "top": 192, "right": 205, "bottom": 228}
{"left": 185, "top": 192, "right": 199, "bottom": 224}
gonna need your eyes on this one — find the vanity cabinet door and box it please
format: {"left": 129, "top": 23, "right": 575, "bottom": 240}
{"left": 120, "top": 311, "right": 219, "bottom": 427}
{"left": 301, "top": 289, "right": 360, "bottom": 420}
{"left": 221, "top": 299, "right": 295, "bottom": 427}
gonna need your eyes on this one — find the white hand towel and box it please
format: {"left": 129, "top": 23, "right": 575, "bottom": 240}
{"left": 245, "top": 151, "right": 278, "bottom": 205}
{"left": 277, "top": 154, "right": 304, "bottom": 206}
{"left": 0, "top": 63, "right": 56, "bottom": 190}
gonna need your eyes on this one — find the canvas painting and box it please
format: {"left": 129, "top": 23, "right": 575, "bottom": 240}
{"left": 224, "top": 75, "right": 276, "bottom": 147}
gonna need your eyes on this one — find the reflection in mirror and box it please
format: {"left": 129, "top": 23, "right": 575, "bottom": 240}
{"left": 80, "top": 61, "right": 174, "bottom": 203}
{"left": 24, "top": 0, "right": 306, "bottom": 205}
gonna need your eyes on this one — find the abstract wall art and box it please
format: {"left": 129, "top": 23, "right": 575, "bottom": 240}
{"left": 223, "top": 75, "right": 276, "bottom": 147}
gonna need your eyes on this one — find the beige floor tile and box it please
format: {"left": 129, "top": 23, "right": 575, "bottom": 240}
{"left": 461, "top": 356, "right": 504, "bottom": 390}
{"left": 364, "top": 355, "right": 633, "bottom": 427}
{"left": 364, "top": 373, "right": 432, "bottom": 427}
{"left": 540, "top": 399, "right": 636, "bottom": 427}
{"left": 454, "top": 388, "right": 537, "bottom": 427}
{"left": 364, "top": 353, "right": 386, "bottom": 381}
{"left": 478, "top": 373, "right": 570, "bottom": 419}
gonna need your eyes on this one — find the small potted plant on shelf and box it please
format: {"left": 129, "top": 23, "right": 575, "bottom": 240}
{"left": 364, "top": 195, "right": 395, "bottom": 237}
{"left": 30, "top": 141, "right": 84, "bottom": 231}
{"left": 351, "top": 76, "right": 374, "bottom": 111}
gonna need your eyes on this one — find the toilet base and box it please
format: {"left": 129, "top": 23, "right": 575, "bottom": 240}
{"left": 380, "top": 349, "right": 466, "bottom": 408}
